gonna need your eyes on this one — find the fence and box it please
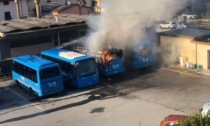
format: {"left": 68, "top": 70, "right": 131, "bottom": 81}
{"left": 188, "top": 19, "right": 210, "bottom": 28}
{"left": 0, "top": 59, "right": 12, "bottom": 76}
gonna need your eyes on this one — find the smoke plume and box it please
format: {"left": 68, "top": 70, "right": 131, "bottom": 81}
{"left": 85, "top": 0, "right": 189, "bottom": 51}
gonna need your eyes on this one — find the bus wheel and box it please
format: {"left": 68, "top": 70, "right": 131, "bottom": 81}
{"left": 29, "top": 88, "right": 36, "bottom": 96}
{"left": 15, "top": 80, "right": 20, "bottom": 86}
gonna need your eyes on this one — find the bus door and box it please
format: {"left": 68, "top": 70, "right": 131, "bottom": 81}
{"left": 58, "top": 62, "right": 76, "bottom": 87}
{"left": 39, "top": 65, "right": 63, "bottom": 96}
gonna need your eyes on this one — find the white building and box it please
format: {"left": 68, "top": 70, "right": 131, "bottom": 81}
{"left": 27, "top": 0, "right": 93, "bottom": 17}
{"left": 0, "top": 0, "right": 28, "bottom": 20}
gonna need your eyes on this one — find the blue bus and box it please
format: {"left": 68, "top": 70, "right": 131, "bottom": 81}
{"left": 71, "top": 46, "right": 125, "bottom": 77}
{"left": 126, "top": 43, "right": 154, "bottom": 69}
{"left": 12, "top": 55, "right": 64, "bottom": 97}
{"left": 89, "top": 48, "right": 125, "bottom": 77}
{"left": 41, "top": 48, "right": 99, "bottom": 88}
{"left": 57, "top": 42, "right": 125, "bottom": 77}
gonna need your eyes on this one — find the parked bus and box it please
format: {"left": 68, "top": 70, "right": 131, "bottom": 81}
{"left": 41, "top": 48, "right": 99, "bottom": 88}
{"left": 57, "top": 41, "right": 125, "bottom": 77}
{"left": 74, "top": 47, "right": 125, "bottom": 77}
{"left": 125, "top": 43, "right": 154, "bottom": 69}
{"left": 12, "top": 55, "right": 64, "bottom": 97}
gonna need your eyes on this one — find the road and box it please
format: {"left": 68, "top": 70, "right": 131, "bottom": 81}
{"left": 0, "top": 66, "right": 209, "bottom": 126}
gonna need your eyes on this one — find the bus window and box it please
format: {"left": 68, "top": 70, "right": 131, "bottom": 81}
{"left": 12, "top": 61, "right": 38, "bottom": 83}
{"left": 76, "top": 59, "right": 97, "bottom": 76}
{"left": 26, "top": 68, "right": 37, "bottom": 83}
{"left": 59, "top": 62, "right": 75, "bottom": 76}
{"left": 23, "top": 66, "right": 37, "bottom": 83}
{"left": 40, "top": 67, "right": 60, "bottom": 80}
{"left": 12, "top": 61, "right": 17, "bottom": 72}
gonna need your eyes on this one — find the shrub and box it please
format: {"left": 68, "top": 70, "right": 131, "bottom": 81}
{"left": 176, "top": 114, "right": 210, "bottom": 126}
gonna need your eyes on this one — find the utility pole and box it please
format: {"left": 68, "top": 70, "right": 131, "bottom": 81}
{"left": 14, "top": 0, "right": 20, "bottom": 19}
{"left": 34, "top": 0, "right": 41, "bottom": 18}
{"left": 78, "top": 0, "right": 81, "bottom": 15}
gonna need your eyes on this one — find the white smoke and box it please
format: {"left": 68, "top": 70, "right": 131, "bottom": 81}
{"left": 85, "top": 0, "right": 189, "bottom": 51}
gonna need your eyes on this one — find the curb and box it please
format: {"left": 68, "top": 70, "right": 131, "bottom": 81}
{"left": 170, "top": 65, "right": 210, "bottom": 76}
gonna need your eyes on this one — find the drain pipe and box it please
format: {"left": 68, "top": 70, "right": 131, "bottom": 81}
{"left": 14, "top": 0, "right": 20, "bottom": 19}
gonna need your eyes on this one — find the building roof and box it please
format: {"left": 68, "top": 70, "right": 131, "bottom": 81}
{"left": 41, "top": 4, "right": 60, "bottom": 13}
{"left": 161, "top": 28, "right": 210, "bottom": 38}
{"left": 52, "top": 3, "right": 91, "bottom": 13}
{"left": 0, "top": 14, "right": 87, "bottom": 37}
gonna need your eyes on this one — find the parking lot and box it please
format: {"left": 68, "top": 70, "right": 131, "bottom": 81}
{"left": 0, "top": 66, "right": 210, "bottom": 126}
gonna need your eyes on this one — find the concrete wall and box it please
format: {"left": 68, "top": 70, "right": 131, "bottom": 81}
{"left": 160, "top": 36, "right": 196, "bottom": 66}
{"left": 195, "top": 42, "right": 210, "bottom": 69}
{"left": 0, "top": 40, "right": 11, "bottom": 60}
{"left": 11, "top": 42, "right": 54, "bottom": 58}
{"left": 0, "top": 0, "right": 28, "bottom": 20}
{"left": 161, "top": 35, "right": 210, "bottom": 70}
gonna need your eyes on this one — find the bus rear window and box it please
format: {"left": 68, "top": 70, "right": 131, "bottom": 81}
{"left": 40, "top": 67, "right": 60, "bottom": 80}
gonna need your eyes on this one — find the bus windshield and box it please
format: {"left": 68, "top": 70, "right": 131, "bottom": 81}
{"left": 40, "top": 66, "right": 60, "bottom": 80}
{"left": 76, "top": 59, "right": 97, "bottom": 76}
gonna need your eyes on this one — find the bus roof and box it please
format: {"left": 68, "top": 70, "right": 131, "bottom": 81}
{"left": 41, "top": 48, "right": 92, "bottom": 63}
{"left": 13, "top": 55, "right": 57, "bottom": 69}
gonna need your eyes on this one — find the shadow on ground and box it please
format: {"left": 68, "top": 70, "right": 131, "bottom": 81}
{"left": 0, "top": 53, "right": 164, "bottom": 124}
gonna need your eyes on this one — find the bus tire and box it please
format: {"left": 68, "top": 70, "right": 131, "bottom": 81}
{"left": 29, "top": 88, "right": 36, "bottom": 96}
{"left": 15, "top": 80, "right": 20, "bottom": 86}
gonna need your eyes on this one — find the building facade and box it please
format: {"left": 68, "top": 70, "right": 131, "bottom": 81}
{"left": 160, "top": 28, "right": 210, "bottom": 70}
{"left": 0, "top": 14, "right": 87, "bottom": 60}
{"left": 0, "top": 0, "right": 28, "bottom": 20}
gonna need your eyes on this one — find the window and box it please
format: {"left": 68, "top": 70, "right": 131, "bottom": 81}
{"left": 3, "top": 1, "right": 9, "bottom": 5}
{"left": 12, "top": 61, "right": 37, "bottom": 83}
{"left": 40, "top": 67, "right": 60, "bottom": 80}
{"left": 4, "top": 12, "right": 12, "bottom": 20}
{"left": 92, "top": 0, "right": 97, "bottom": 6}
{"left": 82, "top": 0, "right": 87, "bottom": 5}
{"left": 12, "top": 61, "right": 18, "bottom": 73}
{"left": 42, "top": 55, "right": 74, "bottom": 76}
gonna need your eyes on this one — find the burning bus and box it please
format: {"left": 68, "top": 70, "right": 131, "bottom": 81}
{"left": 80, "top": 47, "right": 125, "bottom": 77}
{"left": 124, "top": 43, "right": 154, "bottom": 70}
{"left": 58, "top": 43, "right": 125, "bottom": 77}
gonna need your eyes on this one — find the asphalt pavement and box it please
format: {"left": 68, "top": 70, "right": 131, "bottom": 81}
{"left": 0, "top": 66, "right": 210, "bottom": 126}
